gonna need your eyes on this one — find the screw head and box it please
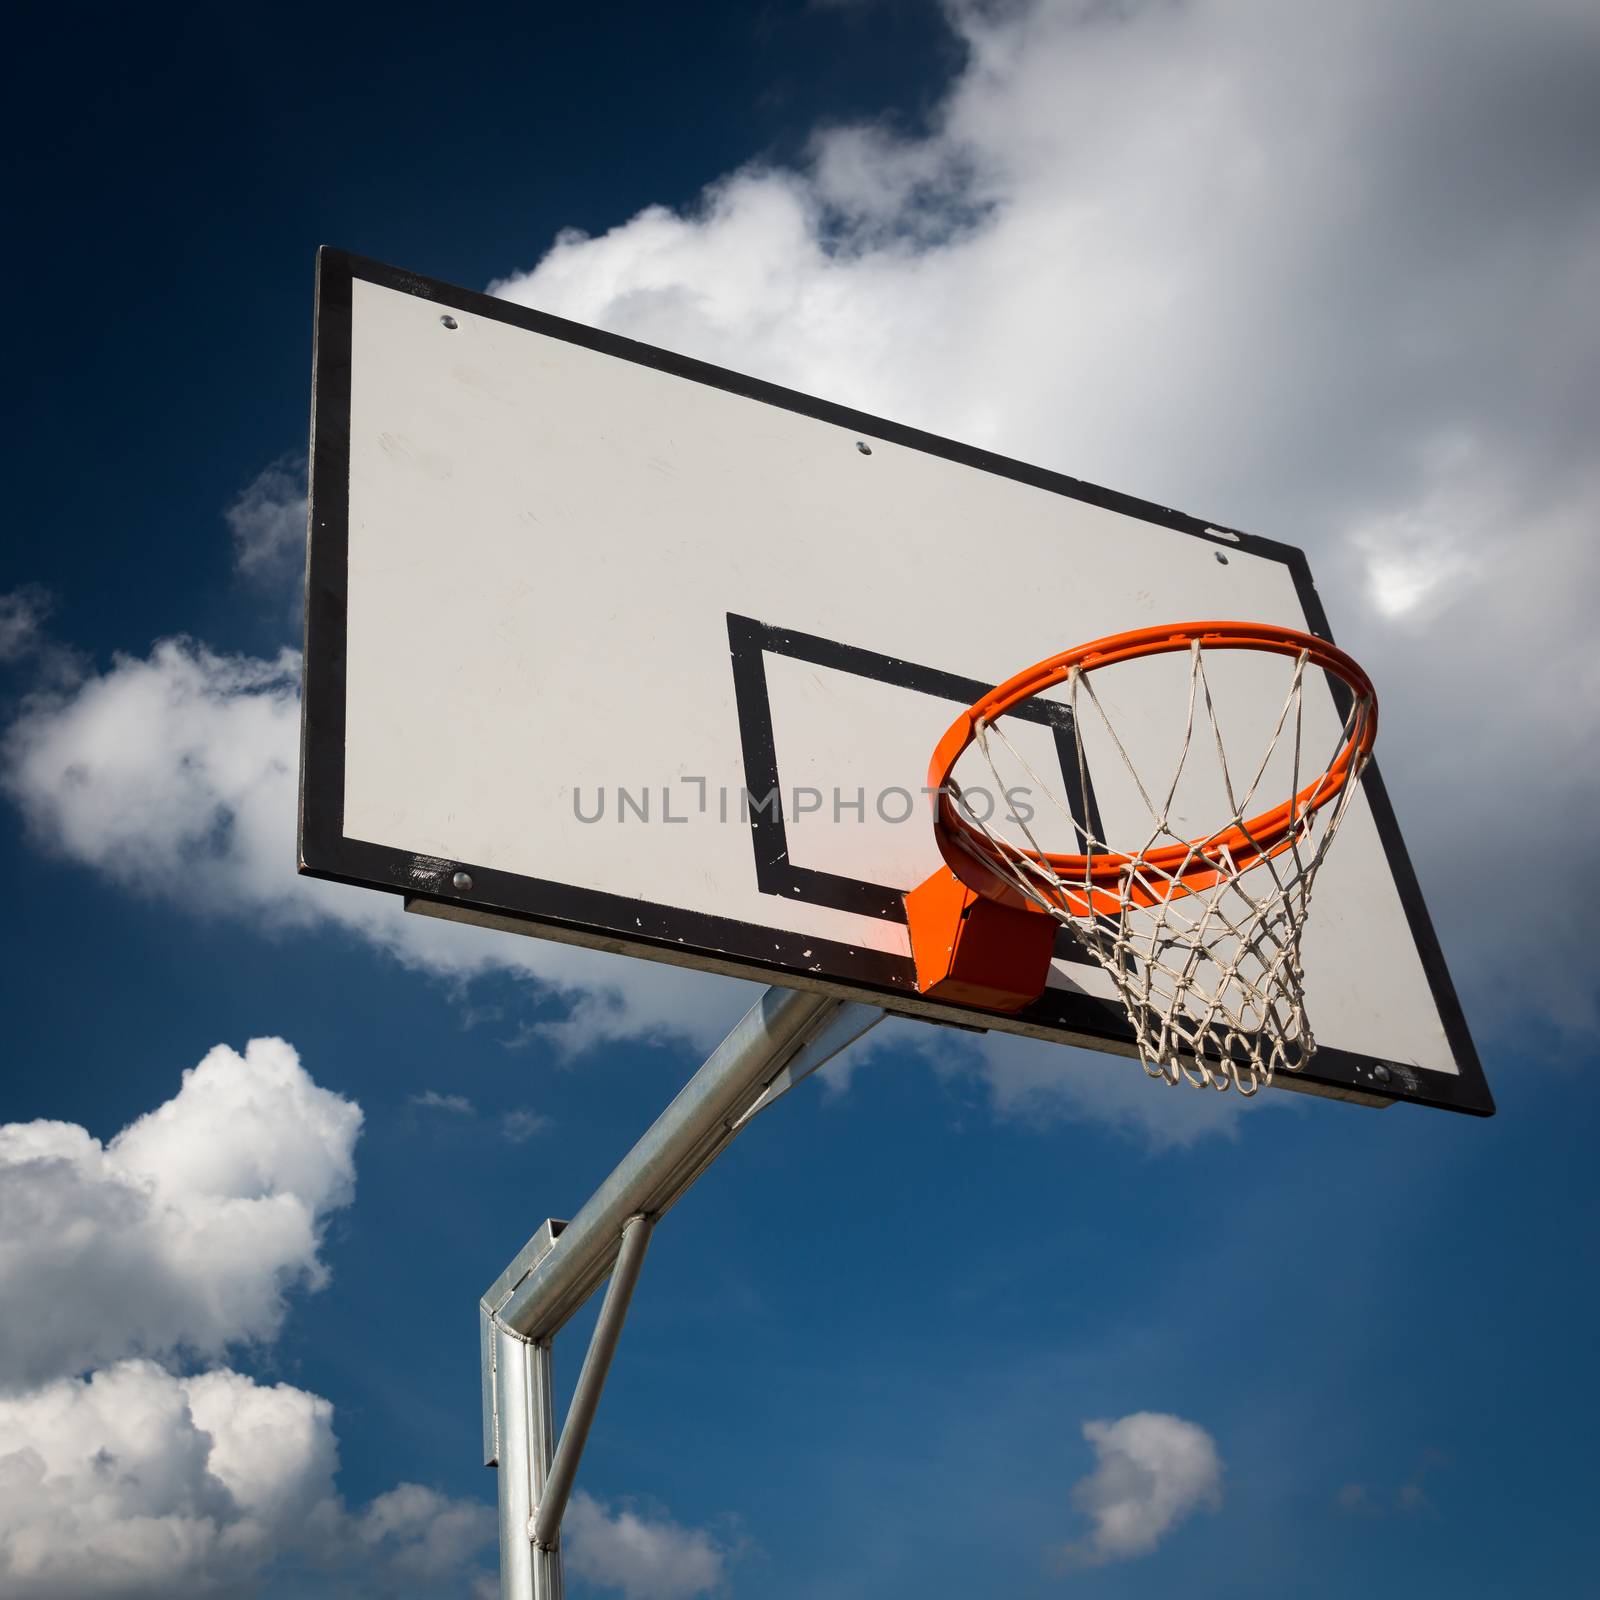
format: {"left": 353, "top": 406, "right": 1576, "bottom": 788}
{"left": 1372, "top": 1063, "right": 1392, "bottom": 1085}
{"left": 856, "top": 440, "right": 872, "bottom": 455}
{"left": 1215, "top": 550, "right": 1229, "bottom": 564}
{"left": 452, "top": 870, "right": 473, "bottom": 891}
{"left": 440, "top": 314, "right": 459, "bottom": 330}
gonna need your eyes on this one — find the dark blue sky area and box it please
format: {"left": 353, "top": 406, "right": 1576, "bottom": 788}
{"left": 5, "top": 1, "right": 959, "bottom": 657}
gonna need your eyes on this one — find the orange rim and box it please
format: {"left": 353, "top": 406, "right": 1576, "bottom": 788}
{"left": 928, "top": 621, "right": 1378, "bottom": 915}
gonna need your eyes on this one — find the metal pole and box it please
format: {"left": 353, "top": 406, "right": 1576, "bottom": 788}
{"left": 529, "top": 1340, "right": 562, "bottom": 1600}
{"left": 484, "top": 986, "right": 882, "bottom": 1599}
{"left": 495, "top": 987, "right": 841, "bottom": 1340}
{"left": 494, "top": 1327, "right": 535, "bottom": 1600}
{"left": 532, "top": 1214, "right": 654, "bottom": 1550}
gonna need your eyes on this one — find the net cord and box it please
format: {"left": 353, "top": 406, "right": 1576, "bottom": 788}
{"left": 949, "top": 644, "right": 1371, "bottom": 1094}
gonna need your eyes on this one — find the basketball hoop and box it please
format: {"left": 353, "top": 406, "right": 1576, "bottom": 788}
{"left": 904, "top": 621, "right": 1378, "bottom": 1095}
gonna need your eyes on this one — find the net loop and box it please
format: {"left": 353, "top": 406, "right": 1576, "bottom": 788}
{"left": 929, "top": 622, "right": 1378, "bottom": 1095}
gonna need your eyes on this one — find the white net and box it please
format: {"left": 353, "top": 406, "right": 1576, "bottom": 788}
{"left": 948, "top": 641, "right": 1374, "bottom": 1095}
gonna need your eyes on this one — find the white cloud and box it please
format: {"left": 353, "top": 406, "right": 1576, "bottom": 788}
{"left": 0, "top": 1359, "right": 493, "bottom": 1600}
{"left": 353, "top": 1481, "right": 498, "bottom": 1587}
{"left": 1054, "top": 1411, "right": 1224, "bottom": 1568}
{"left": 0, "top": 1037, "right": 359, "bottom": 1389}
{"left": 410, "top": 1089, "right": 475, "bottom": 1115}
{"left": 827, "top": 1016, "right": 1253, "bottom": 1150}
{"left": 408, "top": 1090, "right": 550, "bottom": 1144}
{"left": 0, "top": 1359, "right": 323, "bottom": 1599}
{"left": 0, "top": 1019, "right": 714, "bottom": 1597}
{"left": 2, "top": 642, "right": 304, "bottom": 913}
{"left": 500, "top": 1108, "right": 550, "bottom": 1143}
{"left": 971, "top": 1032, "right": 1253, "bottom": 1152}
{"left": 0, "top": 638, "right": 749, "bottom": 1056}
{"left": 564, "top": 1491, "right": 728, "bottom": 1600}
{"left": 491, "top": 0, "right": 1600, "bottom": 1042}
{"left": 0, "top": 588, "right": 50, "bottom": 663}
{"left": 225, "top": 456, "right": 307, "bottom": 591}
{"left": 0, "top": 1043, "right": 494, "bottom": 1598}
{"left": 0, "top": 589, "right": 81, "bottom": 688}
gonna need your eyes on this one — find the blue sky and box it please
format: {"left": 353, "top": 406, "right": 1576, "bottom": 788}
{"left": 4, "top": 2, "right": 1598, "bottom": 1597}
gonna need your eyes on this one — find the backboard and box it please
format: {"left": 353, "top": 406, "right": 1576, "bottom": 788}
{"left": 300, "top": 249, "right": 1492, "bottom": 1116}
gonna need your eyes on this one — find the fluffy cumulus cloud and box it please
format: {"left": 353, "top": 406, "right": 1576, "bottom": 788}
{"left": 491, "top": 0, "right": 1600, "bottom": 1039}
{"left": 0, "top": 1037, "right": 359, "bottom": 1387}
{"left": 0, "top": 1359, "right": 495, "bottom": 1599}
{"left": 0, "top": 1039, "right": 497, "bottom": 1598}
{"left": 0, "top": 637, "right": 748, "bottom": 1055}
{"left": 564, "top": 1492, "right": 729, "bottom": 1600}
{"left": 1054, "top": 1411, "right": 1224, "bottom": 1568}
{"left": 2, "top": 643, "right": 305, "bottom": 915}
{"left": 351, "top": 1482, "right": 500, "bottom": 1590}
{"left": 0, "top": 1361, "right": 332, "bottom": 1598}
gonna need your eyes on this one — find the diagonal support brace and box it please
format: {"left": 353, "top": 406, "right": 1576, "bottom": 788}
{"left": 531, "top": 1213, "right": 653, "bottom": 1550}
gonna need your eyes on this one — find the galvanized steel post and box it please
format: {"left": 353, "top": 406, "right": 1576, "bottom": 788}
{"left": 483, "top": 987, "right": 882, "bottom": 1597}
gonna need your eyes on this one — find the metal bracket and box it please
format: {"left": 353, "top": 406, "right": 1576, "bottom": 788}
{"left": 729, "top": 999, "right": 883, "bottom": 1130}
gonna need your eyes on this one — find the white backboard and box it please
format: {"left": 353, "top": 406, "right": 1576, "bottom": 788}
{"left": 301, "top": 250, "right": 1491, "bottom": 1115}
